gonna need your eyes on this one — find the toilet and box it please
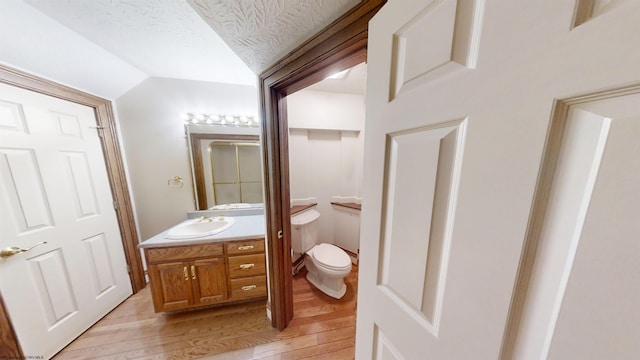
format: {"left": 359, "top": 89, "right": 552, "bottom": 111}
{"left": 291, "top": 208, "right": 352, "bottom": 299}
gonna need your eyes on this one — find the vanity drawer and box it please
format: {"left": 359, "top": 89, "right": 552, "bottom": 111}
{"left": 226, "top": 239, "right": 265, "bottom": 255}
{"left": 146, "top": 244, "right": 223, "bottom": 263}
{"left": 228, "top": 254, "right": 266, "bottom": 278}
{"left": 230, "top": 275, "right": 267, "bottom": 300}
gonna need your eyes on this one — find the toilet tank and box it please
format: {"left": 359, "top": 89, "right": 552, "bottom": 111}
{"left": 291, "top": 209, "right": 320, "bottom": 253}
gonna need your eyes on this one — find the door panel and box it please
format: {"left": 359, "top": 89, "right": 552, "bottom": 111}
{"left": 389, "top": 0, "right": 483, "bottom": 99}
{"left": 152, "top": 262, "right": 193, "bottom": 311}
{"left": 0, "top": 82, "right": 132, "bottom": 358}
{"left": 380, "top": 120, "right": 465, "bottom": 334}
{"left": 62, "top": 151, "right": 100, "bottom": 218}
{"left": 193, "top": 258, "right": 227, "bottom": 304}
{"left": 84, "top": 233, "right": 118, "bottom": 297}
{"left": 547, "top": 113, "right": 639, "bottom": 359}
{"left": 1, "top": 148, "right": 53, "bottom": 232}
{"left": 357, "top": 0, "right": 640, "bottom": 358}
{"left": 28, "top": 249, "right": 78, "bottom": 327}
{"left": 508, "top": 92, "right": 640, "bottom": 359}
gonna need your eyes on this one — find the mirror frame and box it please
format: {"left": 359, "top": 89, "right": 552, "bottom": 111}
{"left": 189, "top": 132, "right": 259, "bottom": 210}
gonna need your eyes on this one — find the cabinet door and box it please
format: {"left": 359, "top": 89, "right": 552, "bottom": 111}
{"left": 191, "top": 258, "right": 228, "bottom": 305}
{"left": 148, "top": 262, "right": 193, "bottom": 312}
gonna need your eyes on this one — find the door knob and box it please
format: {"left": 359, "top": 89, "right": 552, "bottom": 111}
{"left": 0, "top": 242, "right": 47, "bottom": 258}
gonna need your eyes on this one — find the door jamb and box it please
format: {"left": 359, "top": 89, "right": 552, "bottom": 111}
{"left": 258, "top": 0, "right": 385, "bottom": 330}
{"left": 0, "top": 65, "right": 145, "bottom": 354}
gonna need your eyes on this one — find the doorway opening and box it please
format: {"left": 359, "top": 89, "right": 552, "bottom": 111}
{"left": 287, "top": 61, "right": 366, "bottom": 326}
{"left": 258, "top": 0, "right": 385, "bottom": 330}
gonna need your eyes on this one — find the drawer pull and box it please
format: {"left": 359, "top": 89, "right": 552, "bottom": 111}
{"left": 239, "top": 263, "right": 255, "bottom": 270}
{"left": 242, "top": 285, "right": 257, "bottom": 291}
{"left": 183, "top": 266, "right": 188, "bottom": 281}
{"left": 238, "top": 245, "right": 254, "bottom": 251}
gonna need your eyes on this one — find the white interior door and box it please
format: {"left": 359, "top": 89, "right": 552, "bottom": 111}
{"left": 356, "top": 0, "right": 640, "bottom": 359}
{"left": 0, "top": 83, "right": 132, "bottom": 358}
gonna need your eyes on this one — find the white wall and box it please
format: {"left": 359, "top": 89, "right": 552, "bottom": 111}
{"left": 0, "top": 0, "right": 146, "bottom": 99}
{"left": 287, "top": 89, "right": 365, "bottom": 244}
{"left": 116, "top": 77, "right": 258, "bottom": 240}
{"left": 287, "top": 90, "right": 365, "bottom": 131}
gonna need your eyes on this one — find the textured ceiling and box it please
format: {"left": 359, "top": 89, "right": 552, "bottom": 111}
{"left": 188, "top": 0, "right": 360, "bottom": 74}
{"left": 21, "top": 0, "right": 361, "bottom": 90}
{"left": 24, "top": 0, "right": 256, "bottom": 86}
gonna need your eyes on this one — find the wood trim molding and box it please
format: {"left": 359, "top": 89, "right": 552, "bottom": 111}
{"left": 96, "top": 102, "right": 146, "bottom": 293}
{"left": 259, "top": 0, "right": 386, "bottom": 330}
{"left": 572, "top": 0, "right": 595, "bottom": 29}
{"left": 0, "top": 64, "right": 145, "bottom": 353}
{"left": 189, "top": 133, "right": 259, "bottom": 210}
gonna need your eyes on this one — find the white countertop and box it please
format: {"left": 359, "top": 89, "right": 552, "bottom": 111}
{"left": 138, "top": 214, "right": 266, "bottom": 248}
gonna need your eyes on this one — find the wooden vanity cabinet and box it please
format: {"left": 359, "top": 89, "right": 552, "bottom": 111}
{"left": 226, "top": 239, "right": 267, "bottom": 301}
{"left": 144, "top": 239, "right": 266, "bottom": 313}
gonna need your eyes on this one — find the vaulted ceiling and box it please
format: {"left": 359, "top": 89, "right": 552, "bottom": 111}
{"left": 13, "top": 0, "right": 360, "bottom": 97}
{"left": 187, "top": 0, "right": 359, "bottom": 73}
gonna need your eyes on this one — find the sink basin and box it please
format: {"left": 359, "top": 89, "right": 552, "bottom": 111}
{"left": 165, "top": 217, "right": 235, "bottom": 239}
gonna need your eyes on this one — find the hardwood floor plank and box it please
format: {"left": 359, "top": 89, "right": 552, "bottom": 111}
{"left": 62, "top": 303, "right": 269, "bottom": 351}
{"left": 53, "top": 265, "right": 358, "bottom": 360}
{"left": 281, "top": 316, "right": 355, "bottom": 340}
{"left": 252, "top": 334, "right": 318, "bottom": 358}
{"left": 304, "top": 346, "right": 355, "bottom": 360}
{"left": 281, "top": 338, "right": 354, "bottom": 359}
{"left": 316, "top": 325, "right": 356, "bottom": 344}
{"left": 60, "top": 315, "right": 274, "bottom": 359}
{"left": 195, "top": 347, "right": 255, "bottom": 360}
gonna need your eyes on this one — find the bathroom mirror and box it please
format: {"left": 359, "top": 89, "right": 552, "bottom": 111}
{"left": 187, "top": 125, "right": 263, "bottom": 210}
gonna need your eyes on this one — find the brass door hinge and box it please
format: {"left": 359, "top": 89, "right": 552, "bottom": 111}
{"left": 90, "top": 125, "right": 105, "bottom": 137}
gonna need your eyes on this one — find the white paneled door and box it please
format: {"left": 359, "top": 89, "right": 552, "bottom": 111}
{"left": 356, "top": 0, "right": 640, "bottom": 359}
{"left": 0, "top": 83, "right": 131, "bottom": 358}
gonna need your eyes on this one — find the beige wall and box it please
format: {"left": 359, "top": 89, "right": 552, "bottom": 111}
{"left": 287, "top": 89, "right": 365, "bottom": 245}
{"left": 116, "top": 77, "right": 258, "bottom": 240}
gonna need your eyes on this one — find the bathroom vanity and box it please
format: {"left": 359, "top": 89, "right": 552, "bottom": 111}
{"left": 139, "top": 214, "right": 267, "bottom": 313}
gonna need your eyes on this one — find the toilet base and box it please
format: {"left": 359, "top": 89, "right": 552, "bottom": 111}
{"left": 306, "top": 267, "right": 347, "bottom": 299}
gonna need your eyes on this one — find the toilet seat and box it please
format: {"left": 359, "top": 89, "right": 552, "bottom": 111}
{"left": 310, "top": 243, "right": 351, "bottom": 270}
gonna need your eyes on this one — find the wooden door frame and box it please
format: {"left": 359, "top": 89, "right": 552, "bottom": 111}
{"left": 0, "top": 65, "right": 145, "bottom": 355}
{"left": 258, "top": 0, "right": 385, "bottom": 330}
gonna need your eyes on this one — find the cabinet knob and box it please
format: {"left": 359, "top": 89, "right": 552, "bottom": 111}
{"left": 183, "top": 266, "right": 189, "bottom": 281}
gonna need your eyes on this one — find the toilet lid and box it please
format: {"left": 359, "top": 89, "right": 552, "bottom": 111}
{"left": 312, "top": 243, "right": 351, "bottom": 269}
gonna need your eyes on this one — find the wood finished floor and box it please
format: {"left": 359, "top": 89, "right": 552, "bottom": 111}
{"left": 53, "top": 265, "right": 358, "bottom": 360}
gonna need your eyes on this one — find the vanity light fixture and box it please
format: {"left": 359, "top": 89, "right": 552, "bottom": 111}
{"left": 181, "top": 112, "right": 259, "bottom": 127}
